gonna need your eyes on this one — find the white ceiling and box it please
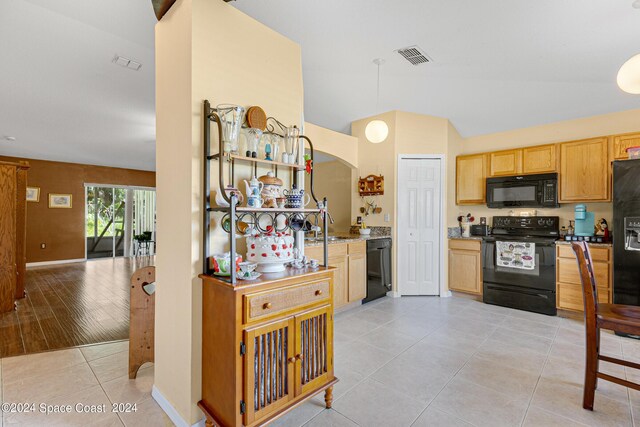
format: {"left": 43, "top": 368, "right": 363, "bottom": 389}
{"left": 233, "top": 0, "right": 640, "bottom": 136}
{"left": 1, "top": 1, "right": 640, "bottom": 171}
{"left": 0, "top": 0, "right": 157, "bottom": 170}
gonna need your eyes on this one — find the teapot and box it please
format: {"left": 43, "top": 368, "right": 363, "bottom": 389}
{"left": 283, "top": 185, "right": 311, "bottom": 208}
{"left": 258, "top": 171, "right": 283, "bottom": 208}
{"left": 244, "top": 176, "right": 264, "bottom": 208}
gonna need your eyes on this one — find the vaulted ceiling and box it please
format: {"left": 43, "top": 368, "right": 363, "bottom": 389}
{"left": 1, "top": 0, "right": 639, "bottom": 170}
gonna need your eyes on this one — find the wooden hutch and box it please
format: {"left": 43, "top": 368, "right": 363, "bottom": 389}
{"left": 198, "top": 101, "right": 338, "bottom": 427}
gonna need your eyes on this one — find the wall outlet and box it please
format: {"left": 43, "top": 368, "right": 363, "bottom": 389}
{"left": 40, "top": 243, "right": 46, "bottom": 249}
{"left": 384, "top": 213, "right": 391, "bottom": 222}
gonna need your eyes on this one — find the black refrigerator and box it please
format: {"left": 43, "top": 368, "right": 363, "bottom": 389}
{"left": 613, "top": 159, "right": 640, "bottom": 306}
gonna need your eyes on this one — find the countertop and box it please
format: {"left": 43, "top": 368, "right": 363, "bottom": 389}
{"left": 304, "top": 232, "right": 392, "bottom": 247}
{"left": 448, "top": 236, "right": 484, "bottom": 241}
{"left": 555, "top": 240, "right": 612, "bottom": 247}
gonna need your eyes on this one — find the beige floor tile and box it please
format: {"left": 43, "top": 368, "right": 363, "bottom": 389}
{"left": 489, "top": 326, "right": 553, "bottom": 355}
{"left": 349, "top": 307, "right": 402, "bottom": 324}
{"left": 508, "top": 308, "right": 562, "bottom": 326}
{"left": 1, "top": 349, "right": 85, "bottom": 381}
{"left": 456, "top": 356, "right": 540, "bottom": 401}
{"left": 555, "top": 327, "right": 622, "bottom": 353}
{"left": 356, "top": 326, "right": 416, "bottom": 355}
{"left": 499, "top": 316, "right": 559, "bottom": 339}
{"left": 3, "top": 362, "right": 99, "bottom": 403}
{"left": 523, "top": 406, "right": 589, "bottom": 426}
{"left": 334, "top": 316, "right": 380, "bottom": 340}
{"left": 396, "top": 342, "right": 470, "bottom": 376}
{"left": 332, "top": 367, "right": 364, "bottom": 400}
{"left": 474, "top": 339, "right": 548, "bottom": 373}
{"left": 2, "top": 384, "right": 122, "bottom": 427}
{"left": 334, "top": 342, "right": 395, "bottom": 377}
{"left": 411, "top": 407, "right": 473, "bottom": 427}
{"left": 370, "top": 357, "right": 453, "bottom": 405}
{"left": 332, "top": 378, "right": 426, "bottom": 427}
{"left": 101, "top": 366, "right": 154, "bottom": 406}
{"left": 442, "top": 316, "right": 498, "bottom": 339}
{"left": 117, "top": 396, "right": 174, "bottom": 427}
{"left": 304, "top": 409, "right": 357, "bottom": 426}
{"left": 270, "top": 396, "right": 326, "bottom": 427}
{"left": 81, "top": 341, "right": 129, "bottom": 362}
{"left": 418, "top": 327, "right": 487, "bottom": 357}
{"left": 531, "top": 376, "right": 632, "bottom": 427}
{"left": 89, "top": 351, "right": 129, "bottom": 384}
{"left": 430, "top": 376, "right": 529, "bottom": 427}
{"left": 383, "top": 315, "right": 441, "bottom": 340}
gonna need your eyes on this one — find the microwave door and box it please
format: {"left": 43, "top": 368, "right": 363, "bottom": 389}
{"left": 487, "top": 182, "right": 540, "bottom": 208}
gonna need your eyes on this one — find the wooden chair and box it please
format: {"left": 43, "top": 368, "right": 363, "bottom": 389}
{"left": 572, "top": 242, "right": 640, "bottom": 410}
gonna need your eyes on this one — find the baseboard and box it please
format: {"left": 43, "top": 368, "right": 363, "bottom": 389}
{"left": 151, "top": 386, "right": 205, "bottom": 427}
{"left": 26, "top": 258, "right": 86, "bottom": 267}
{"left": 441, "top": 290, "right": 453, "bottom": 298}
{"left": 386, "top": 290, "right": 401, "bottom": 298}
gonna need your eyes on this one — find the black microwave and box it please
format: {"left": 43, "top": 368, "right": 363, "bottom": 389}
{"left": 486, "top": 173, "right": 559, "bottom": 209}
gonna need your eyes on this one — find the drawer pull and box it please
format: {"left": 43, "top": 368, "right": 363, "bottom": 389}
{"left": 287, "top": 356, "right": 296, "bottom": 364}
{"left": 315, "top": 290, "right": 323, "bottom": 296}
{"left": 263, "top": 302, "right": 272, "bottom": 310}
{"left": 296, "top": 354, "right": 304, "bottom": 361}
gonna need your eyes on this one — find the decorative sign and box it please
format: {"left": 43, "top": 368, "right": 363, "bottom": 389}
{"left": 358, "top": 174, "right": 384, "bottom": 196}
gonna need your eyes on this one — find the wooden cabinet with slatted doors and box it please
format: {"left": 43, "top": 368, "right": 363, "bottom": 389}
{"left": 559, "top": 137, "right": 610, "bottom": 202}
{"left": 522, "top": 144, "right": 557, "bottom": 174}
{"left": 489, "top": 149, "right": 523, "bottom": 177}
{"left": 612, "top": 132, "right": 640, "bottom": 160}
{"left": 456, "top": 154, "right": 489, "bottom": 205}
{"left": 556, "top": 244, "right": 612, "bottom": 312}
{"left": 199, "top": 268, "right": 338, "bottom": 427}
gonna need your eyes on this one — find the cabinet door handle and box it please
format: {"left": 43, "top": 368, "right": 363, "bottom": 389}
{"left": 263, "top": 302, "right": 272, "bottom": 310}
{"left": 315, "top": 290, "right": 323, "bottom": 296}
{"left": 287, "top": 356, "right": 296, "bottom": 364}
{"left": 296, "top": 354, "right": 304, "bottom": 361}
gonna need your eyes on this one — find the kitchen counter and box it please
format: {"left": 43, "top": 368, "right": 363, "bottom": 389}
{"left": 304, "top": 232, "right": 391, "bottom": 247}
{"left": 448, "top": 236, "right": 484, "bottom": 241}
{"left": 556, "top": 240, "right": 612, "bottom": 248}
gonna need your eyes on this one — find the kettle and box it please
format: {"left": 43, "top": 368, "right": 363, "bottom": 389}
{"left": 244, "top": 176, "right": 264, "bottom": 198}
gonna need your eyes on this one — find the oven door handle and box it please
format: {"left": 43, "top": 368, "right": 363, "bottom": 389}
{"left": 486, "top": 284, "right": 551, "bottom": 299}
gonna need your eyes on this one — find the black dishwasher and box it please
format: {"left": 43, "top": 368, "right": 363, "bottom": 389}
{"left": 364, "top": 238, "right": 392, "bottom": 303}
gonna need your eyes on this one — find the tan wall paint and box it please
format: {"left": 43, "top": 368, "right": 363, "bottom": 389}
{"left": 303, "top": 122, "right": 358, "bottom": 168}
{"left": 0, "top": 155, "right": 155, "bottom": 263}
{"left": 305, "top": 161, "right": 352, "bottom": 233}
{"left": 155, "top": 0, "right": 304, "bottom": 423}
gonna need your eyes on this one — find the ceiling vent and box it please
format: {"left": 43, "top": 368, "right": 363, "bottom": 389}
{"left": 395, "top": 45, "right": 432, "bottom": 66}
{"left": 112, "top": 55, "right": 142, "bottom": 71}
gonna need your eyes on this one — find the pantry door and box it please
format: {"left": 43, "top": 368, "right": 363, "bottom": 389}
{"left": 397, "top": 157, "right": 443, "bottom": 295}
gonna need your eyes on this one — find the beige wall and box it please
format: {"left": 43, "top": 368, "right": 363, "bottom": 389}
{"left": 305, "top": 161, "right": 352, "bottom": 233}
{"left": 304, "top": 122, "right": 358, "bottom": 168}
{"left": 155, "top": 0, "right": 304, "bottom": 423}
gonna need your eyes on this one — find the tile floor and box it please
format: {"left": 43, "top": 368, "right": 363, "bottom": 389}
{"left": 0, "top": 340, "right": 171, "bottom": 426}
{"left": 274, "top": 295, "right": 640, "bottom": 427}
{"left": 2, "top": 295, "right": 640, "bottom": 426}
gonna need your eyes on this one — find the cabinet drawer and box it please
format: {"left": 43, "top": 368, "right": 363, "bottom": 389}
{"left": 348, "top": 241, "right": 366, "bottom": 255}
{"left": 557, "top": 282, "right": 610, "bottom": 312}
{"left": 557, "top": 244, "right": 610, "bottom": 262}
{"left": 244, "top": 280, "right": 330, "bottom": 323}
{"left": 449, "top": 239, "right": 481, "bottom": 252}
{"left": 557, "top": 258, "right": 609, "bottom": 287}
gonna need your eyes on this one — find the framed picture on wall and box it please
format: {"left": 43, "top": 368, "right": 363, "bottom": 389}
{"left": 26, "top": 187, "right": 40, "bottom": 202}
{"left": 48, "top": 193, "right": 72, "bottom": 209}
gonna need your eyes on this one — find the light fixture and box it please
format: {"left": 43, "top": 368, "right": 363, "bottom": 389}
{"left": 633, "top": 0, "right": 640, "bottom": 9}
{"left": 617, "top": 53, "right": 640, "bottom": 94}
{"left": 365, "top": 58, "right": 389, "bottom": 144}
{"left": 3, "top": 136, "right": 16, "bottom": 142}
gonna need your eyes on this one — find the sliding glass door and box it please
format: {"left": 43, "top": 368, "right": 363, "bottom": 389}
{"left": 86, "top": 185, "right": 156, "bottom": 259}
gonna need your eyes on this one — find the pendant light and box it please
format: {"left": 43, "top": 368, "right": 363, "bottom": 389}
{"left": 365, "top": 58, "right": 389, "bottom": 143}
{"left": 618, "top": 53, "right": 640, "bottom": 94}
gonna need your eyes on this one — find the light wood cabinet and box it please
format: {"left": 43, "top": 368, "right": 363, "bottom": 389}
{"left": 612, "top": 132, "right": 640, "bottom": 160}
{"left": 489, "top": 149, "right": 522, "bottom": 176}
{"left": 306, "top": 241, "right": 367, "bottom": 308}
{"left": 348, "top": 242, "right": 367, "bottom": 302}
{"left": 559, "top": 137, "right": 610, "bottom": 202}
{"left": 456, "top": 154, "right": 488, "bottom": 205}
{"left": 200, "top": 269, "right": 337, "bottom": 427}
{"left": 556, "top": 244, "right": 612, "bottom": 312}
{"left": 448, "top": 239, "right": 482, "bottom": 295}
{"left": 522, "top": 144, "right": 557, "bottom": 174}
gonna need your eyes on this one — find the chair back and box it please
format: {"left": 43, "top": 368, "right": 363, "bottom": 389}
{"left": 571, "top": 242, "right": 599, "bottom": 323}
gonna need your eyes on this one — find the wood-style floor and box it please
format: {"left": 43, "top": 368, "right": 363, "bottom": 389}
{"left": 0, "top": 256, "right": 154, "bottom": 358}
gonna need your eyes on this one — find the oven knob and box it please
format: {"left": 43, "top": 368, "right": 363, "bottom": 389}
{"left": 538, "top": 219, "right": 545, "bottom": 226}
{"left": 545, "top": 219, "right": 554, "bottom": 226}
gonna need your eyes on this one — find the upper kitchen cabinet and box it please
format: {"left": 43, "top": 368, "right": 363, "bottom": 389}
{"left": 612, "top": 132, "right": 640, "bottom": 160}
{"left": 559, "top": 137, "right": 610, "bottom": 202}
{"left": 489, "top": 149, "right": 522, "bottom": 176}
{"left": 456, "top": 154, "right": 488, "bottom": 205}
{"left": 522, "top": 144, "right": 557, "bottom": 174}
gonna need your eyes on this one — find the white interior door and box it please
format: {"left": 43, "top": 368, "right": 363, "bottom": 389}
{"left": 398, "top": 157, "right": 442, "bottom": 295}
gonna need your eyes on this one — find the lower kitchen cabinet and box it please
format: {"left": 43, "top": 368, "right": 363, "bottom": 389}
{"left": 306, "top": 241, "right": 367, "bottom": 308}
{"left": 556, "top": 244, "right": 612, "bottom": 312}
{"left": 200, "top": 269, "right": 338, "bottom": 427}
{"left": 448, "top": 239, "right": 482, "bottom": 295}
